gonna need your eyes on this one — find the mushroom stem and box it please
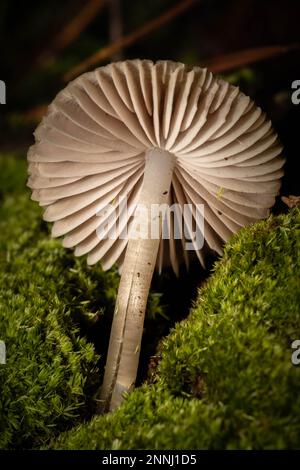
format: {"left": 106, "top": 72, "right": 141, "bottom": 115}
{"left": 100, "top": 148, "right": 175, "bottom": 412}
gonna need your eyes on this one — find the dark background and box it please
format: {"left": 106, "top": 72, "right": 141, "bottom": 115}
{"left": 0, "top": 0, "right": 299, "bottom": 197}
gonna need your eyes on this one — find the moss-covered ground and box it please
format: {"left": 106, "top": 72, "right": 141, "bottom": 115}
{"left": 0, "top": 154, "right": 117, "bottom": 448}
{"left": 0, "top": 154, "right": 299, "bottom": 449}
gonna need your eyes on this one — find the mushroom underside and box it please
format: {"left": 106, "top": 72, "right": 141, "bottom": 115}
{"left": 27, "top": 59, "right": 284, "bottom": 411}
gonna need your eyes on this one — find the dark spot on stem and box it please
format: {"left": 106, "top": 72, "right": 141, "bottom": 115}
{"left": 137, "top": 272, "right": 140, "bottom": 277}
{"left": 217, "top": 210, "right": 222, "bottom": 215}
{"left": 163, "top": 190, "right": 168, "bottom": 195}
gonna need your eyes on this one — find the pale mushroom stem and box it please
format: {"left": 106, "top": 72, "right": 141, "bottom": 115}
{"left": 100, "top": 148, "right": 175, "bottom": 412}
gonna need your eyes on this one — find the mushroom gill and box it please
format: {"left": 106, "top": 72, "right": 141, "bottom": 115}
{"left": 27, "top": 59, "right": 284, "bottom": 411}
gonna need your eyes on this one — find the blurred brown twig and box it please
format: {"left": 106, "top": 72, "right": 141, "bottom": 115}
{"left": 64, "top": 0, "right": 198, "bottom": 81}
{"left": 202, "top": 44, "right": 300, "bottom": 73}
{"left": 34, "top": 0, "right": 105, "bottom": 68}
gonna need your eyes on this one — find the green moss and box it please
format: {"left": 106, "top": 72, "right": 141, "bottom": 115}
{"left": 1, "top": 154, "right": 299, "bottom": 450}
{"left": 0, "top": 154, "right": 120, "bottom": 449}
{"left": 0, "top": 154, "right": 166, "bottom": 449}
{"left": 51, "top": 208, "right": 300, "bottom": 450}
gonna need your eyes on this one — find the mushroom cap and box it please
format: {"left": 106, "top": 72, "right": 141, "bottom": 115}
{"left": 28, "top": 59, "right": 284, "bottom": 275}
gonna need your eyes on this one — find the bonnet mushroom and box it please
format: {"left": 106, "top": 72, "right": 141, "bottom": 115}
{"left": 27, "top": 59, "right": 284, "bottom": 412}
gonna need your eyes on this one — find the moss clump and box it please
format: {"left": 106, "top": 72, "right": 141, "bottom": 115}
{"left": 51, "top": 207, "right": 300, "bottom": 450}
{"left": 0, "top": 154, "right": 120, "bottom": 449}
{"left": 0, "top": 154, "right": 166, "bottom": 449}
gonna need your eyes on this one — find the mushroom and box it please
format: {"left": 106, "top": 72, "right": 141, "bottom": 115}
{"left": 27, "top": 59, "right": 284, "bottom": 412}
